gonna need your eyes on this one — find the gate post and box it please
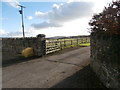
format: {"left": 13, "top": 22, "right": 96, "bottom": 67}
{"left": 37, "top": 34, "right": 46, "bottom": 56}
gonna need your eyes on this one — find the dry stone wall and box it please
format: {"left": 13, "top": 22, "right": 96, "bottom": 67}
{"left": 90, "top": 33, "right": 120, "bottom": 88}
{"left": 2, "top": 34, "right": 46, "bottom": 64}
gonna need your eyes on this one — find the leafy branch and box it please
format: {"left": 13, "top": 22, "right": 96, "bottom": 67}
{"left": 89, "top": 0, "right": 120, "bottom": 35}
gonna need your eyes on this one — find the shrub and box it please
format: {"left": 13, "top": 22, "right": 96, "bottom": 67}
{"left": 89, "top": 0, "right": 120, "bottom": 35}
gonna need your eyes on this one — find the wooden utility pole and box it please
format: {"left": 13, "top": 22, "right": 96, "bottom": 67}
{"left": 18, "top": 5, "right": 26, "bottom": 38}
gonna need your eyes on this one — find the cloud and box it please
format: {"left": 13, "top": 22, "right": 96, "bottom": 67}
{"left": 7, "top": 31, "right": 22, "bottom": 37}
{"left": 0, "top": 28, "right": 40, "bottom": 37}
{"left": 32, "top": 1, "right": 94, "bottom": 29}
{"left": 0, "top": 29, "right": 9, "bottom": 36}
{"left": 26, "top": 16, "right": 33, "bottom": 20}
{"left": 31, "top": 21, "right": 62, "bottom": 29}
{"left": 0, "top": 29, "right": 23, "bottom": 37}
{"left": 3, "top": 0, "right": 20, "bottom": 8}
{"left": 35, "top": 2, "right": 94, "bottom": 22}
{"left": 0, "top": 29, "right": 22, "bottom": 37}
{"left": 30, "top": 18, "right": 91, "bottom": 37}
{"left": 35, "top": 12, "right": 46, "bottom": 17}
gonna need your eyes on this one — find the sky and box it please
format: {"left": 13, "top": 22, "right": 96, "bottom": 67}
{"left": 0, "top": 0, "right": 115, "bottom": 38}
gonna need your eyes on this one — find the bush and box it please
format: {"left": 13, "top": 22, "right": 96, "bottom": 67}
{"left": 89, "top": 0, "right": 120, "bottom": 35}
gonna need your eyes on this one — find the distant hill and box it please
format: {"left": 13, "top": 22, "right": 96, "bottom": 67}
{"left": 46, "top": 36, "right": 67, "bottom": 39}
{"left": 46, "top": 35, "right": 90, "bottom": 39}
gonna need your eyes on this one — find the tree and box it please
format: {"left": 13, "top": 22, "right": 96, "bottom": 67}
{"left": 89, "top": 0, "right": 120, "bottom": 35}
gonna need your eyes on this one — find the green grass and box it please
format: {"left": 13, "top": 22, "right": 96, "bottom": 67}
{"left": 79, "top": 43, "right": 90, "bottom": 47}
{"left": 61, "top": 43, "right": 90, "bottom": 49}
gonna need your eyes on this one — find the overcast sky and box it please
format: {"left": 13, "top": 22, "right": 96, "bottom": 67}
{"left": 1, "top": 0, "right": 115, "bottom": 37}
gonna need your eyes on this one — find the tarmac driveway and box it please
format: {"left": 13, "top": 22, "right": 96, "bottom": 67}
{"left": 3, "top": 47, "right": 90, "bottom": 88}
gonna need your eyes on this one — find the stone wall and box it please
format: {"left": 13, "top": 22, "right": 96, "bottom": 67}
{"left": 90, "top": 33, "right": 120, "bottom": 88}
{"left": 2, "top": 34, "right": 46, "bottom": 64}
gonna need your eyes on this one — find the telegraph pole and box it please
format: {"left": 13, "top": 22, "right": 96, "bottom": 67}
{"left": 18, "top": 5, "right": 26, "bottom": 38}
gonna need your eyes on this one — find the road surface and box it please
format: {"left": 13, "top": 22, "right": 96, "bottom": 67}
{"left": 3, "top": 47, "right": 92, "bottom": 88}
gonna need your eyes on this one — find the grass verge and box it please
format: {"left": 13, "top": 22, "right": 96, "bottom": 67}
{"left": 79, "top": 43, "right": 90, "bottom": 47}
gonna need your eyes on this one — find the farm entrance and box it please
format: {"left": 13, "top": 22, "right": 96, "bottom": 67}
{"left": 46, "top": 36, "right": 90, "bottom": 54}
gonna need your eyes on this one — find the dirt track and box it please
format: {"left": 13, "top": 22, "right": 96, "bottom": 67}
{"left": 2, "top": 47, "right": 106, "bottom": 88}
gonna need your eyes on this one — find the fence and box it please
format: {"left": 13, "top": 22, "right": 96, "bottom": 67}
{"left": 46, "top": 36, "right": 90, "bottom": 54}
{"left": 2, "top": 34, "right": 90, "bottom": 65}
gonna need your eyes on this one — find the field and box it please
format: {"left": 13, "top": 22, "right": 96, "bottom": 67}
{"left": 46, "top": 37, "right": 90, "bottom": 54}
